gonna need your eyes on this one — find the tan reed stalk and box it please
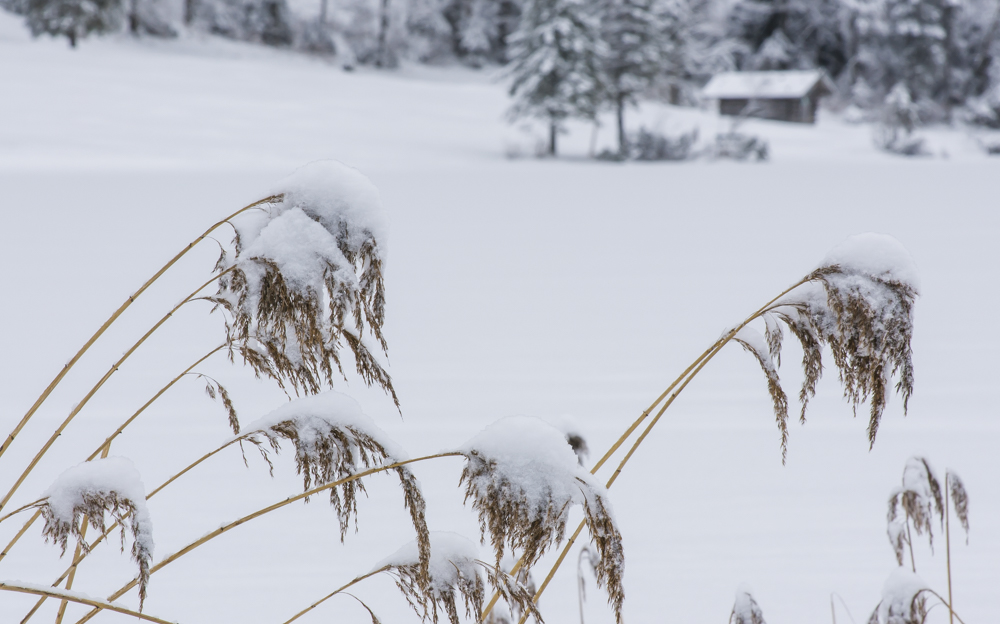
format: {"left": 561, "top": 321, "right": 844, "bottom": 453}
{"left": 481, "top": 278, "right": 812, "bottom": 623}
{"left": 0, "top": 267, "right": 235, "bottom": 515}
{"left": 283, "top": 567, "right": 387, "bottom": 624}
{"left": 0, "top": 195, "right": 282, "bottom": 465}
{"left": 0, "top": 582, "right": 176, "bottom": 624}
{"left": 0, "top": 499, "right": 45, "bottom": 526}
{"left": 0, "top": 510, "right": 41, "bottom": 563}
{"left": 918, "top": 589, "right": 967, "bottom": 624}
{"left": 71, "top": 452, "right": 463, "bottom": 624}
{"left": 477, "top": 340, "right": 726, "bottom": 620}
{"left": 945, "top": 475, "right": 953, "bottom": 624}
{"left": 55, "top": 443, "right": 112, "bottom": 624}
{"left": 9, "top": 347, "right": 232, "bottom": 624}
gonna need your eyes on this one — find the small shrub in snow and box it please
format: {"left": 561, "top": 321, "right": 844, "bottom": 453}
{"left": 712, "top": 132, "right": 769, "bottom": 161}
{"left": 629, "top": 127, "right": 699, "bottom": 161}
{"left": 37, "top": 458, "right": 154, "bottom": 610}
{"left": 874, "top": 84, "right": 928, "bottom": 157}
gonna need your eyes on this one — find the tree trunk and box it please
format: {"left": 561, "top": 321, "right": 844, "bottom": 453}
{"left": 616, "top": 95, "right": 626, "bottom": 156}
{"left": 129, "top": 0, "right": 139, "bottom": 34}
{"left": 68, "top": 31, "right": 77, "bottom": 48}
{"left": 184, "top": 0, "right": 196, "bottom": 25}
{"left": 549, "top": 120, "right": 557, "bottom": 156}
{"left": 376, "top": 0, "right": 390, "bottom": 67}
{"left": 319, "top": 0, "right": 328, "bottom": 25}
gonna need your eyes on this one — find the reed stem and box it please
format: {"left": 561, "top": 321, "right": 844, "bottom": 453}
{"left": 283, "top": 568, "right": 386, "bottom": 624}
{"left": 0, "top": 582, "right": 175, "bottom": 624}
{"left": 0, "top": 195, "right": 281, "bottom": 466}
{"left": 945, "top": 474, "right": 954, "bottom": 624}
{"left": 72, "top": 452, "right": 463, "bottom": 624}
{"left": 502, "top": 277, "right": 811, "bottom": 623}
{"left": 0, "top": 268, "right": 234, "bottom": 516}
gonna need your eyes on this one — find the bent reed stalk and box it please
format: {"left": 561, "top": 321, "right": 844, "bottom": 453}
{"left": 71, "top": 452, "right": 463, "bottom": 624}
{"left": 482, "top": 277, "right": 810, "bottom": 623}
{"left": 0, "top": 582, "right": 175, "bottom": 624}
{"left": 283, "top": 567, "right": 388, "bottom": 624}
{"left": 0, "top": 195, "right": 282, "bottom": 467}
{"left": 4, "top": 345, "right": 228, "bottom": 588}
{"left": 0, "top": 268, "right": 236, "bottom": 517}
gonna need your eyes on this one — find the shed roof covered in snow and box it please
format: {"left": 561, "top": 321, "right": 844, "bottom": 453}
{"left": 702, "top": 70, "right": 833, "bottom": 100}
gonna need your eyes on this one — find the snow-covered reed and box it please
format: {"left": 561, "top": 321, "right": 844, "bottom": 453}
{"left": 459, "top": 417, "right": 624, "bottom": 623}
{"left": 729, "top": 586, "right": 766, "bottom": 624}
{"left": 212, "top": 161, "right": 397, "bottom": 405}
{"left": 36, "top": 458, "right": 154, "bottom": 610}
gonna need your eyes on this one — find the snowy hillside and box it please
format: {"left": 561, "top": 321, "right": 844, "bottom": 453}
{"left": 1, "top": 16, "right": 999, "bottom": 624}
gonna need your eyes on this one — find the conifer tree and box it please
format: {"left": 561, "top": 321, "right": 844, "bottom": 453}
{"left": 506, "top": 0, "right": 604, "bottom": 155}
{"left": 599, "top": 0, "right": 674, "bottom": 154}
{"left": 25, "top": 0, "right": 123, "bottom": 46}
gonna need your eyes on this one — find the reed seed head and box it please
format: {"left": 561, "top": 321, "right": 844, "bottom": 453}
{"left": 458, "top": 417, "right": 625, "bottom": 623}
{"left": 947, "top": 471, "right": 970, "bottom": 541}
{"left": 730, "top": 587, "right": 766, "bottom": 624}
{"left": 887, "top": 457, "right": 943, "bottom": 562}
{"left": 211, "top": 168, "right": 397, "bottom": 406}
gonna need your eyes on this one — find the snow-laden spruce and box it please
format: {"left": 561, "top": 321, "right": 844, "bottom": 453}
{"left": 457, "top": 416, "right": 624, "bottom": 622}
{"left": 735, "top": 233, "right": 918, "bottom": 461}
{"left": 729, "top": 585, "right": 766, "bottom": 624}
{"left": 211, "top": 160, "right": 397, "bottom": 406}
{"left": 240, "top": 391, "right": 429, "bottom": 570}
{"left": 37, "top": 457, "right": 154, "bottom": 609}
{"left": 371, "top": 532, "right": 539, "bottom": 624}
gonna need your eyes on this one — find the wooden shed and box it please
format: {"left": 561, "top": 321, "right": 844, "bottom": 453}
{"left": 702, "top": 70, "right": 834, "bottom": 124}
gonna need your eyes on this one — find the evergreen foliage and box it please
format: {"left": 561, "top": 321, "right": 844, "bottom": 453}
{"left": 25, "top": 0, "right": 123, "bottom": 46}
{"left": 506, "top": 0, "right": 604, "bottom": 155}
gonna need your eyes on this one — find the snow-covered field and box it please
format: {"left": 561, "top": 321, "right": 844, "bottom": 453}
{"left": 1, "top": 13, "right": 998, "bottom": 624}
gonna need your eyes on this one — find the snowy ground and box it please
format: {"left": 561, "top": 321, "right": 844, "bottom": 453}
{"left": 1, "top": 12, "right": 999, "bottom": 624}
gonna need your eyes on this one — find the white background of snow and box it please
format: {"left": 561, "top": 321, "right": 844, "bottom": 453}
{"left": 0, "top": 14, "right": 998, "bottom": 624}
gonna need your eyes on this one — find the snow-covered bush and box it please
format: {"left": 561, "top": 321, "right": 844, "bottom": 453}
{"left": 712, "top": 131, "right": 769, "bottom": 161}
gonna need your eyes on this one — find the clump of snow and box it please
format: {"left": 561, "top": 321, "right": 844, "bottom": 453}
{"left": 268, "top": 160, "right": 388, "bottom": 254}
{"left": 241, "top": 391, "right": 407, "bottom": 463}
{"left": 42, "top": 456, "right": 154, "bottom": 555}
{"left": 731, "top": 584, "right": 766, "bottom": 624}
{"left": 373, "top": 531, "right": 481, "bottom": 590}
{"left": 820, "top": 233, "right": 920, "bottom": 292}
{"left": 458, "top": 416, "right": 624, "bottom": 622}
{"left": 458, "top": 416, "right": 606, "bottom": 522}
{"left": 874, "top": 568, "right": 929, "bottom": 624}
{"left": 40, "top": 457, "right": 155, "bottom": 608}
{"left": 735, "top": 327, "right": 777, "bottom": 376}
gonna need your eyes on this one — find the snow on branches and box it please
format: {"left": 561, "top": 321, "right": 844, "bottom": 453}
{"left": 212, "top": 160, "right": 397, "bottom": 406}
{"left": 737, "top": 233, "right": 918, "bottom": 461}
{"left": 38, "top": 457, "right": 154, "bottom": 609}
{"left": 458, "top": 416, "right": 624, "bottom": 623}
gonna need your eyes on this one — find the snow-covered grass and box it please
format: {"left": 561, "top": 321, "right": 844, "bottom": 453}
{"left": 1, "top": 12, "right": 998, "bottom": 624}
